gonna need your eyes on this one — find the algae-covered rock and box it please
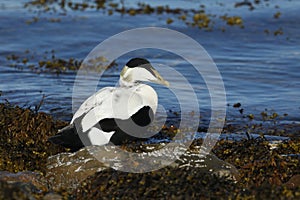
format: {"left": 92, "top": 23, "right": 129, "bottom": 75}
{"left": 0, "top": 103, "right": 67, "bottom": 173}
{"left": 213, "top": 137, "right": 300, "bottom": 187}
{"left": 74, "top": 167, "right": 236, "bottom": 199}
{"left": 0, "top": 180, "right": 39, "bottom": 200}
{"left": 0, "top": 171, "right": 47, "bottom": 192}
{"left": 0, "top": 171, "right": 48, "bottom": 199}
{"left": 72, "top": 143, "right": 238, "bottom": 199}
{"left": 0, "top": 101, "right": 299, "bottom": 199}
{"left": 72, "top": 139, "right": 299, "bottom": 199}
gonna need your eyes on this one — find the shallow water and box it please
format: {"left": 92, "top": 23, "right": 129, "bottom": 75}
{"left": 0, "top": 0, "right": 299, "bottom": 127}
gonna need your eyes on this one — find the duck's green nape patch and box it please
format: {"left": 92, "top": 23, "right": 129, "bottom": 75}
{"left": 0, "top": 102, "right": 67, "bottom": 173}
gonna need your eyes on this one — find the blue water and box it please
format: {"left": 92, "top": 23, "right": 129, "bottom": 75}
{"left": 0, "top": 0, "right": 299, "bottom": 126}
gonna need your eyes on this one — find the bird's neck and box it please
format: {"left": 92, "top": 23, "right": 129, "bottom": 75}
{"left": 119, "top": 77, "right": 139, "bottom": 87}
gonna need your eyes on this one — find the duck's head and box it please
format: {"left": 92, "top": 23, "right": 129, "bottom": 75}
{"left": 120, "top": 58, "right": 169, "bottom": 87}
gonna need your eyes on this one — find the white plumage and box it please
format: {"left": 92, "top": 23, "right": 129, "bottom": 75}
{"left": 72, "top": 84, "right": 158, "bottom": 132}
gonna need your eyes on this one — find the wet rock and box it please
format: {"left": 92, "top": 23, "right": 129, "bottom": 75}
{"left": 46, "top": 142, "right": 239, "bottom": 194}
{"left": 0, "top": 171, "right": 49, "bottom": 200}
{"left": 284, "top": 174, "right": 300, "bottom": 189}
{"left": 213, "top": 138, "right": 300, "bottom": 187}
{"left": 75, "top": 167, "right": 237, "bottom": 199}
{"left": 1, "top": 102, "right": 299, "bottom": 198}
{"left": 46, "top": 147, "right": 108, "bottom": 191}
{"left": 70, "top": 144, "right": 238, "bottom": 199}
{"left": 0, "top": 171, "right": 47, "bottom": 192}
{"left": 43, "top": 193, "right": 63, "bottom": 200}
{"left": 0, "top": 180, "right": 38, "bottom": 200}
{"left": 88, "top": 143, "right": 239, "bottom": 178}
{"left": 177, "top": 146, "right": 239, "bottom": 180}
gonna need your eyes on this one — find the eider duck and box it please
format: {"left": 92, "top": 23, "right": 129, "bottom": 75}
{"left": 49, "top": 58, "right": 169, "bottom": 151}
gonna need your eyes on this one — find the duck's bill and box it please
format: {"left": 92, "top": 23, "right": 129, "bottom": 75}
{"left": 153, "top": 77, "right": 170, "bottom": 87}
{"left": 151, "top": 68, "right": 170, "bottom": 87}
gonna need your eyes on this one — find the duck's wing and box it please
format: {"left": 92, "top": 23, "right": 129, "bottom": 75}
{"left": 72, "top": 86, "right": 148, "bottom": 133}
{"left": 71, "top": 87, "right": 114, "bottom": 124}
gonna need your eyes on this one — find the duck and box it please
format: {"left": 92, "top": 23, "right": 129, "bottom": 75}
{"left": 49, "top": 58, "right": 169, "bottom": 152}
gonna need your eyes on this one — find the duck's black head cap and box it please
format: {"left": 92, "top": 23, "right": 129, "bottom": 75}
{"left": 126, "top": 58, "right": 150, "bottom": 68}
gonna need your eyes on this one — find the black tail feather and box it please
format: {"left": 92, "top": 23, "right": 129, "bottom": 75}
{"left": 48, "top": 124, "right": 84, "bottom": 152}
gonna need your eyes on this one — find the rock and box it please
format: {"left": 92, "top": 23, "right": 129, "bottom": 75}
{"left": 45, "top": 147, "right": 108, "bottom": 191}
{"left": 0, "top": 171, "right": 47, "bottom": 192}
{"left": 0, "top": 171, "right": 48, "bottom": 200}
{"left": 176, "top": 145, "right": 239, "bottom": 181}
{"left": 88, "top": 143, "right": 239, "bottom": 180}
{"left": 0, "top": 103, "right": 67, "bottom": 173}
{"left": 43, "top": 193, "right": 63, "bottom": 200}
{"left": 0, "top": 180, "right": 37, "bottom": 200}
{"left": 46, "top": 143, "right": 239, "bottom": 192}
{"left": 284, "top": 174, "right": 300, "bottom": 189}
{"left": 75, "top": 166, "right": 239, "bottom": 199}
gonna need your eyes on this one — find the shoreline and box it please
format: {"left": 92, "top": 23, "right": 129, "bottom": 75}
{"left": 0, "top": 102, "right": 299, "bottom": 199}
